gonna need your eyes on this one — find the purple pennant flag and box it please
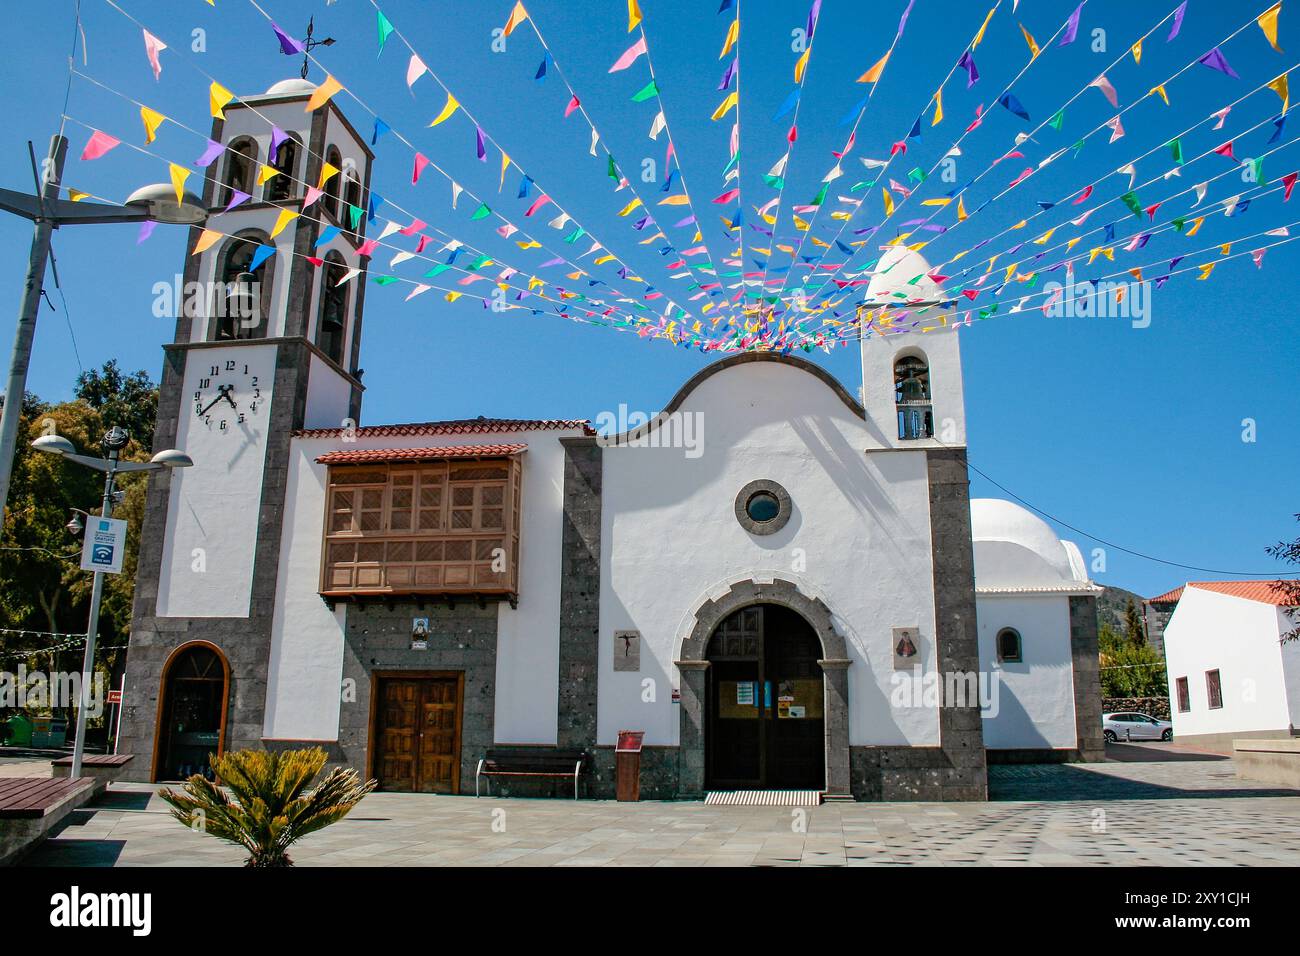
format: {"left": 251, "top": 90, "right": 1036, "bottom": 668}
{"left": 896, "top": 0, "right": 914, "bottom": 36}
{"left": 475, "top": 127, "right": 486, "bottom": 161}
{"left": 718, "top": 57, "right": 737, "bottom": 91}
{"left": 806, "top": 0, "right": 822, "bottom": 40}
{"left": 272, "top": 23, "right": 305, "bottom": 55}
{"left": 957, "top": 50, "right": 979, "bottom": 87}
{"left": 193, "top": 139, "right": 224, "bottom": 167}
{"left": 632, "top": 215, "right": 651, "bottom": 229}
{"left": 539, "top": 257, "right": 565, "bottom": 268}
{"left": 1169, "top": 256, "right": 1184, "bottom": 271}
{"left": 1198, "top": 47, "right": 1239, "bottom": 78}
{"left": 137, "top": 220, "right": 157, "bottom": 244}
{"left": 224, "top": 189, "right": 252, "bottom": 213}
{"left": 1059, "top": 3, "right": 1083, "bottom": 46}
{"left": 1155, "top": 275, "right": 1171, "bottom": 289}
{"left": 270, "top": 126, "right": 289, "bottom": 156}
{"left": 1168, "top": 1, "right": 1187, "bottom": 42}
{"left": 673, "top": 215, "right": 697, "bottom": 228}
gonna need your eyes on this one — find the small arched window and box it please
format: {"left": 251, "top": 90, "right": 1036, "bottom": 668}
{"left": 317, "top": 252, "right": 350, "bottom": 365}
{"left": 997, "top": 628, "right": 1022, "bottom": 664}
{"left": 342, "top": 172, "right": 363, "bottom": 236}
{"left": 894, "top": 354, "right": 933, "bottom": 440}
{"left": 265, "top": 134, "right": 300, "bottom": 203}
{"left": 322, "top": 146, "right": 343, "bottom": 219}
{"left": 220, "top": 137, "right": 258, "bottom": 207}
{"left": 213, "top": 233, "right": 273, "bottom": 341}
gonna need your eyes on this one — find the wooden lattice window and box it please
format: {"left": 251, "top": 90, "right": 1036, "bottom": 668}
{"left": 320, "top": 458, "right": 522, "bottom": 598}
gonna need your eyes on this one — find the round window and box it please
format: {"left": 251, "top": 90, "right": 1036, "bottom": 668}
{"left": 745, "top": 491, "right": 781, "bottom": 523}
{"left": 734, "top": 480, "right": 791, "bottom": 535}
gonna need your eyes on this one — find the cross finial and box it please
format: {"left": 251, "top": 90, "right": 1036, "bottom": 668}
{"left": 299, "top": 16, "right": 337, "bottom": 80}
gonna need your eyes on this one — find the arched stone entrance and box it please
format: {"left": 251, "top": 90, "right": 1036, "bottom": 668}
{"left": 152, "top": 641, "right": 230, "bottom": 782}
{"left": 676, "top": 580, "right": 851, "bottom": 797}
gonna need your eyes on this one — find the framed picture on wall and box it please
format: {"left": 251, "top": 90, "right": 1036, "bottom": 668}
{"left": 892, "top": 627, "right": 921, "bottom": 670}
{"left": 411, "top": 617, "right": 430, "bottom": 650}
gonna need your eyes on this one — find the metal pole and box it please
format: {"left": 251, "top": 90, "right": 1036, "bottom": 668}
{"left": 0, "top": 134, "right": 66, "bottom": 523}
{"left": 70, "top": 447, "right": 116, "bottom": 780}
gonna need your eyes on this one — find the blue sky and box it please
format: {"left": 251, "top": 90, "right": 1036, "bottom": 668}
{"left": 0, "top": 0, "right": 1297, "bottom": 597}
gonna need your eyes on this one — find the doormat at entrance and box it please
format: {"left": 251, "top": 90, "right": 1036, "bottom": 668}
{"left": 704, "top": 790, "right": 822, "bottom": 807}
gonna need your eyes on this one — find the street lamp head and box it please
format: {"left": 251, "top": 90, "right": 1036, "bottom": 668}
{"left": 150, "top": 448, "right": 193, "bottom": 469}
{"left": 125, "top": 183, "right": 209, "bottom": 225}
{"left": 66, "top": 512, "right": 83, "bottom": 536}
{"left": 101, "top": 426, "right": 130, "bottom": 452}
{"left": 30, "top": 434, "right": 75, "bottom": 456}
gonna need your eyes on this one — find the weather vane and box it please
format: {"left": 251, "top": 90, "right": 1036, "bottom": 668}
{"left": 296, "top": 16, "right": 336, "bottom": 80}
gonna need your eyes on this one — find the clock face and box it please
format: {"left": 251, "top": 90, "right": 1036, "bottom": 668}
{"left": 191, "top": 354, "right": 272, "bottom": 437}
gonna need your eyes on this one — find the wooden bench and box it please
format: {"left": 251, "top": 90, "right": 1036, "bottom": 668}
{"left": 0, "top": 777, "right": 98, "bottom": 866}
{"left": 51, "top": 753, "right": 134, "bottom": 792}
{"left": 475, "top": 748, "right": 586, "bottom": 799}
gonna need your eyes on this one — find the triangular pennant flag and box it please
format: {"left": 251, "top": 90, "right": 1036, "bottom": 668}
{"left": 306, "top": 75, "right": 343, "bottom": 112}
{"left": 80, "top": 130, "right": 120, "bottom": 161}
{"left": 1198, "top": 48, "right": 1240, "bottom": 79}
{"left": 210, "top": 82, "right": 235, "bottom": 119}
{"left": 1258, "top": 3, "right": 1283, "bottom": 53}
{"left": 248, "top": 244, "right": 276, "bottom": 272}
{"left": 1268, "top": 72, "right": 1290, "bottom": 113}
{"left": 610, "top": 36, "right": 648, "bottom": 72}
{"left": 857, "top": 51, "right": 890, "bottom": 84}
{"left": 407, "top": 55, "right": 427, "bottom": 88}
{"left": 192, "top": 229, "right": 222, "bottom": 255}
{"left": 142, "top": 29, "right": 167, "bottom": 81}
{"left": 376, "top": 10, "right": 395, "bottom": 57}
{"left": 1020, "top": 23, "right": 1040, "bottom": 59}
{"left": 140, "top": 107, "right": 165, "bottom": 145}
{"left": 503, "top": 2, "right": 529, "bottom": 37}
{"left": 628, "top": 0, "right": 643, "bottom": 32}
{"left": 1089, "top": 75, "right": 1119, "bottom": 108}
{"left": 430, "top": 93, "right": 460, "bottom": 126}
{"left": 1150, "top": 84, "right": 1170, "bottom": 106}
{"left": 270, "top": 208, "right": 298, "bottom": 238}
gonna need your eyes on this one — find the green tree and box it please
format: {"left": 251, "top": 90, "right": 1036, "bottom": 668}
{"left": 1266, "top": 514, "right": 1300, "bottom": 643}
{"left": 1123, "top": 596, "right": 1146, "bottom": 646}
{"left": 160, "top": 749, "right": 376, "bottom": 867}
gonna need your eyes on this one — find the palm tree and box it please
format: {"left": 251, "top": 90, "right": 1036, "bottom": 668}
{"left": 159, "top": 747, "right": 376, "bottom": 867}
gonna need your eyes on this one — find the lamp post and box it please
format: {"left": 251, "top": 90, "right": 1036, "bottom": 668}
{"left": 31, "top": 425, "right": 193, "bottom": 778}
{"left": 0, "top": 133, "right": 208, "bottom": 524}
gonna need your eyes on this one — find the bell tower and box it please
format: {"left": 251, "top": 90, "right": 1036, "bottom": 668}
{"left": 117, "top": 76, "right": 374, "bottom": 780}
{"left": 859, "top": 245, "right": 967, "bottom": 451}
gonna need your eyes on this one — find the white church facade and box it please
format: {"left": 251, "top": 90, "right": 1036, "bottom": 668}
{"left": 116, "top": 80, "right": 1104, "bottom": 801}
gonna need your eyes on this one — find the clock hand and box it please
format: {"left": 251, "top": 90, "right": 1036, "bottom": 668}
{"left": 222, "top": 391, "right": 239, "bottom": 409}
{"left": 197, "top": 395, "right": 224, "bottom": 416}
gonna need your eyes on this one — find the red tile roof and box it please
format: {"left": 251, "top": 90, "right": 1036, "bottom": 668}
{"left": 1148, "top": 581, "right": 1298, "bottom": 607}
{"left": 315, "top": 444, "right": 527, "bottom": 465}
{"left": 296, "top": 418, "right": 592, "bottom": 438}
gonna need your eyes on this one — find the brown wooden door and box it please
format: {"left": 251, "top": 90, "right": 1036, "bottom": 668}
{"left": 375, "top": 675, "right": 463, "bottom": 793}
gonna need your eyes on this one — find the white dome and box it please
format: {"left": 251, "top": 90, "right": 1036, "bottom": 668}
{"left": 265, "top": 78, "right": 317, "bottom": 96}
{"left": 970, "top": 498, "right": 1088, "bottom": 589}
{"left": 864, "top": 245, "right": 945, "bottom": 305}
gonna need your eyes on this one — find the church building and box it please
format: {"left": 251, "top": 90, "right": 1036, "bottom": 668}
{"left": 116, "top": 79, "right": 1104, "bottom": 801}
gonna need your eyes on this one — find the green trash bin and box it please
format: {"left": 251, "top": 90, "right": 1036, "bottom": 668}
{"left": 4, "top": 714, "right": 33, "bottom": 747}
{"left": 31, "top": 716, "right": 68, "bottom": 749}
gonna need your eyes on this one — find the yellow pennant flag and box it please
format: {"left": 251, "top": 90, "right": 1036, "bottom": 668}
{"left": 973, "top": 6, "right": 996, "bottom": 48}
{"left": 931, "top": 89, "right": 944, "bottom": 126}
{"left": 659, "top": 194, "right": 690, "bottom": 205}
{"left": 430, "top": 93, "right": 460, "bottom": 126}
{"left": 257, "top": 164, "right": 279, "bottom": 186}
{"left": 921, "top": 198, "right": 951, "bottom": 206}
{"left": 881, "top": 188, "right": 894, "bottom": 217}
{"left": 169, "top": 163, "right": 190, "bottom": 203}
{"left": 1033, "top": 227, "right": 1056, "bottom": 245}
{"left": 1258, "top": 2, "right": 1283, "bottom": 53}
{"left": 1268, "top": 72, "right": 1289, "bottom": 113}
{"left": 528, "top": 276, "right": 545, "bottom": 289}
{"left": 628, "top": 0, "right": 642, "bottom": 32}
{"left": 810, "top": 236, "right": 830, "bottom": 248}
{"left": 1020, "top": 23, "right": 1039, "bottom": 59}
{"left": 1196, "top": 262, "right": 1215, "bottom": 280}
{"left": 794, "top": 48, "right": 810, "bottom": 84}
{"left": 1065, "top": 237, "right": 1081, "bottom": 251}
{"left": 793, "top": 216, "right": 810, "bottom": 232}
{"left": 957, "top": 195, "right": 967, "bottom": 221}
{"left": 209, "top": 81, "right": 234, "bottom": 119}
{"left": 270, "top": 208, "right": 299, "bottom": 238}
{"left": 1131, "top": 39, "right": 1142, "bottom": 65}
{"left": 317, "top": 162, "right": 340, "bottom": 190}
{"left": 720, "top": 18, "right": 739, "bottom": 58}
{"left": 1011, "top": 220, "right": 1026, "bottom": 230}
{"left": 1149, "top": 84, "right": 1170, "bottom": 106}
{"left": 1187, "top": 216, "right": 1205, "bottom": 236}
{"left": 445, "top": 291, "right": 463, "bottom": 303}
{"left": 517, "top": 240, "right": 541, "bottom": 249}
{"left": 1220, "top": 243, "right": 1232, "bottom": 255}
{"left": 711, "top": 90, "right": 739, "bottom": 120}
{"left": 67, "top": 189, "right": 89, "bottom": 202}
{"left": 192, "top": 229, "right": 222, "bottom": 255}
{"left": 503, "top": 2, "right": 529, "bottom": 37}
{"left": 500, "top": 152, "right": 510, "bottom": 190}
{"left": 306, "top": 75, "right": 343, "bottom": 112}
{"left": 618, "top": 197, "right": 643, "bottom": 216}
{"left": 140, "top": 107, "right": 165, "bottom": 144}
{"left": 595, "top": 254, "right": 616, "bottom": 265}
{"left": 858, "top": 50, "right": 890, "bottom": 84}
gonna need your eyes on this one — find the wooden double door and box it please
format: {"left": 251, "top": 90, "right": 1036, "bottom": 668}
{"left": 373, "top": 673, "right": 464, "bottom": 793}
{"left": 706, "top": 604, "right": 826, "bottom": 791}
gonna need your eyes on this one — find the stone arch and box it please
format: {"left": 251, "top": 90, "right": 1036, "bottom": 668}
{"left": 675, "top": 578, "right": 851, "bottom": 796}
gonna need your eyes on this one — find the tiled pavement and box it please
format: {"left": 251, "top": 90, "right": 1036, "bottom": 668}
{"left": 10, "top": 745, "right": 1300, "bottom": 867}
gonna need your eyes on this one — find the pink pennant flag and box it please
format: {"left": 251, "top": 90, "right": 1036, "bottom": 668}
{"left": 1213, "top": 141, "right": 1235, "bottom": 160}
{"left": 609, "top": 36, "right": 648, "bottom": 72}
{"left": 413, "top": 153, "right": 431, "bottom": 184}
{"left": 1211, "top": 107, "right": 1231, "bottom": 129}
{"left": 525, "top": 194, "right": 552, "bottom": 216}
{"left": 1283, "top": 171, "right": 1298, "bottom": 200}
{"left": 1072, "top": 185, "right": 1093, "bottom": 204}
{"left": 833, "top": 133, "right": 856, "bottom": 158}
{"left": 415, "top": 235, "right": 433, "bottom": 253}
{"left": 713, "top": 188, "right": 740, "bottom": 204}
{"left": 1250, "top": 248, "right": 1266, "bottom": 268}
{"left": 356, "top": 239, "right": 379, "bottom": 257}
{"left": 565, "top": 95, "right": 581, "bottom": 118}
{"left": 1089, "top": 75, "right": 1118, "bottom": 108}
{"left": 302, "top": 186, "right": 323, "bottom": 208}
{"left": 80, "top": 131, "right": 121, "bottom": 161}
{"left": 399, "top": 218, "right": 427, "bottom": 236}
{"left": 406, "top": 54, "right": 427, "bottom": 88}
{"left": 1105, "top": 116, "right": 1125, "bottom": 143}
{"left": 142, "top": 29, "right": 167, "bottom": 81}
{"left": 1008, "top": 167, "right": 1033, "bottom": 187}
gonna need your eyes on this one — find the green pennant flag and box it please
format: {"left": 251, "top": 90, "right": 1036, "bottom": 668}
{"left": 631, "top": 80, "right": 659, "bottom": 102}
{"left": 908, "top": 167, "right": 926, "bottom": 184}
{"left": 1169, "top": 137, "right": 1184, "bottom": 164}
{"left": 468, "top": 254, "right": 490, "bottom": 271}
{"left": 470, "top": 202, "right": 491, "bottom": 220}
{"left": 564, "top": 226, "right": 585, "bottom": 243}
{"left": 1071, "top": 140, "right": 1085, "bottom": 157}
{"left": 763, "top": 175, "right": 785, "bottom": 189}
{"left": 1171, "top": 216, "right": 1186, "bottom": 232}
{"left": 424, "top": 264, "right": 452, "bottom": 278}
{"left": 373, "top": 275, "right": 398, "bottom": 286}
{"left": 723, "top": 152, "right": 741, "bottom": 174}
{"left": 811, "top": 183, "right": 829, "bottom": 206}
{"left": 348, "top": 204, "right": 364, "bottom": 230}
{"left": 607, "top": 155, "right": 619, "bottom": 181}
{"left": 1048, "top": 109, "right": 1064, "bottom": 131}
{"left": 377, "top": 11, "right": 395, "bottom": 57}
{"left": 1248, "top": 156, "right": 1265, "bottom": 184}
{"left": 1119, "top": 190, "right": 1142, "bottom": 219}
{"left": 850, "top": 181, "right": 869, "bottom": 192}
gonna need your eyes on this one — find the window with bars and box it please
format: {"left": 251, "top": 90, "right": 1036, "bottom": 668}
{"left": 320, "top": 458, "right": 522, "bottom": 597}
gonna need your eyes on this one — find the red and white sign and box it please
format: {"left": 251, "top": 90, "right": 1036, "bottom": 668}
{"left": 107, "top": 689, "right": 122, "bottom": 705}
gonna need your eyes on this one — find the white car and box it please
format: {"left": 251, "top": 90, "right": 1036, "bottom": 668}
{"left": 1102, "top": 712, "right": 1173, "bottom": 742}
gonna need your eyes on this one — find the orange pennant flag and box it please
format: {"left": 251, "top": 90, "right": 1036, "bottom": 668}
{"left": 306, "top": 75, "right": 343, "bottom": 112}
{"left": 857, "top": 51, "right": 890, "bottom": 84}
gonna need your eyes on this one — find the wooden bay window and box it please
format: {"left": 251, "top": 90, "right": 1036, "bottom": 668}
{"left": 319, "top": 451, "right": 523, "bottom": 602}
